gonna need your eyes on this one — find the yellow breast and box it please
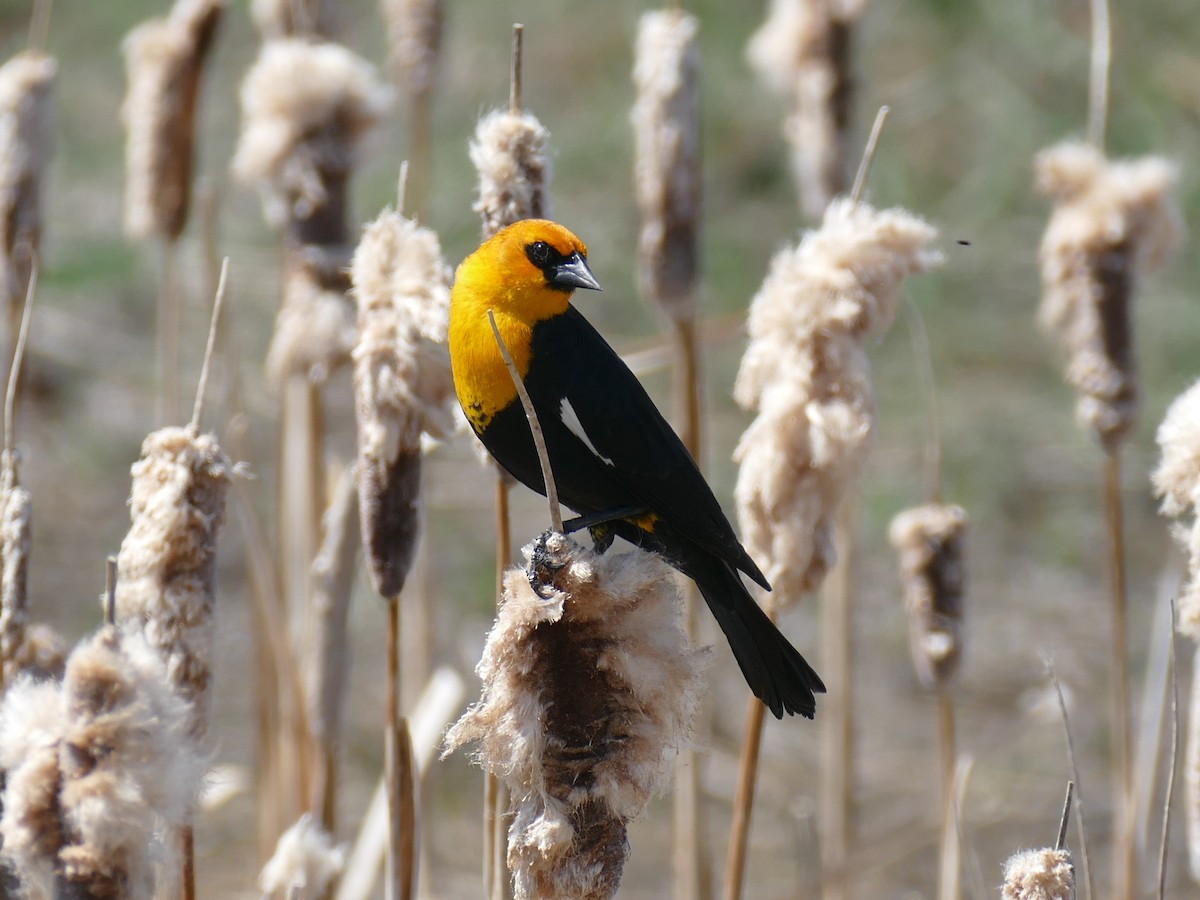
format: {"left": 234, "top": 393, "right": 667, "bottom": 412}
{"left": 449, "top": 301, "right": 533, "bottom": 432}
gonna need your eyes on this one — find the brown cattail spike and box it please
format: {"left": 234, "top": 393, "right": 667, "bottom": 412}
{"left": 632, "top": 8, "right": 700, "bottom": 322}
{"left": 445, "top": 534, "right": 704, "bottom": 899}
{"left": 349, "top": 206, "right": 454, "bottom": 597}
{"left": 470, "top": 107, "right": 551, "bottom": 239}
{"left": 1036, "top": 142, "right": 1182, "bottom": 449}
{"left": 1001, "top": 848, "right": 1075, "bottom": 900}
{"left": 734, "top": 198, "right": 942, "bottom": 606}
{"left": 889, "top": 503, "right": 968, "bottom": 691}
{"left": 747, "top": 0, "right": 866, "bottom": 219}
{"left": 122, "top": 0, "right": 224, "bottom": 241}
{"left": 233, "top": 38, "right": 391, "bottom": 228}
{"left": 0, "top": 50, "right": 54, "bottom": 346}
{"left": 114, "top": 427, "right": 232, "bottom": 740}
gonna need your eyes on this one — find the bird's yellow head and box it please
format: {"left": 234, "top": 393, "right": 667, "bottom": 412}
{"left": 452, "top": 219, "right": 601, "bottom": 326}
{"left": 449, "top": 220, "right": 602, "bottom": 432}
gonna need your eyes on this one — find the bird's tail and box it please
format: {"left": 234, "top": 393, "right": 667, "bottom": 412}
{"left": 690, "top": 555, "right": 825, "bottom": 719}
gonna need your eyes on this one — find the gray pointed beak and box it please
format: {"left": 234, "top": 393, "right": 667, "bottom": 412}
{"left": 549, "top": 252, "right": 602, "bottom": 292}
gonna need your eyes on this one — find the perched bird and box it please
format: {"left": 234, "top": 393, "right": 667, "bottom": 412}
{"left": 449, "top": 219, "right": 825, "bottom": 718}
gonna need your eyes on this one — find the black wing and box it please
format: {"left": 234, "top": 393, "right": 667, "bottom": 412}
{"left": 524, "top": 305, "right": 767, "bottom": 588}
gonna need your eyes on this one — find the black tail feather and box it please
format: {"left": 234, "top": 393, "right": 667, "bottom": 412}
{"left": 692, "top": 557, "right": 825, "bottom": 719}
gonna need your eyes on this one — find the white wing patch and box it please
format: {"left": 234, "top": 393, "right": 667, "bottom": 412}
{"left": 559, "top": 397, "right": 614, "bottom": 466}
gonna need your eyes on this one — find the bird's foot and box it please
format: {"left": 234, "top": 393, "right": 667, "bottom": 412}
{"left": 527, "top": 530, "right": 571, "bottom": 599}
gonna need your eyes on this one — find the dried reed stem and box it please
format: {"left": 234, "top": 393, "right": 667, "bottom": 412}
{"left": 1047, "top": 659, "right": 1094, "bottom": 900}
{"left": 445, "top": 535, "right": 704, "bottom": 900}
{"left": 1087, "top": 0, "right": 1110, "bottom": 150}
{"left": 722, "top": 697, "right": 766, "bottom": 900}
{"left": 1104, "top": 448, "right": 1135, "bottom": 900}
{"left": 385, "top": 598, "right": 402, "bottom": 900}
{"left": 820, "top": 500, "right": 855, "bottom": 900}
{"left": 1158, "top": 604, "right": 1178, "bottom": 900}
{"left": 305, "top": 466, "right": 359, "bottom": 831}
{"left": 934, "top": 695, "right": 958, "bottom": 900}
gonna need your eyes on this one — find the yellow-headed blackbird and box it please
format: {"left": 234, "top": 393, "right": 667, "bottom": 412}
{"left": 449, "top": 219, "right": 824, "bottom": 718}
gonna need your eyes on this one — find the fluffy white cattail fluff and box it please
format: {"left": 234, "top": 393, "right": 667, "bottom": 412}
{"left": 888, "top": 503, "right": 967, "bottom": 691}
{"left": 1152, "top": 377, "right": 1200, "bottom": 879}
{"left": 232, "top": 39, "right": 391, "bottom": 226}
{"left": 259, "top": 813, "right": 347, "bottom": 899}
{"left": 383, "top": 0, "right": 443, "bottom": 94}
{"left": 0, "top": 631, "right": 202, "bottom": 900}
{"left": 55, "top": 630, "right": 203, "bottom": 899}
{"left": 445, "top": 534, "right": 704, "bottom": 899}
{"left": 0, "top": 677, "right": 66, "bottom": 897}
{"left": 121, "top": 0, "right": 224, "bottom": 240}
{"left": 470, "top": 108, "right": 552, "bottom": 239}
{"left": 251, "top": 0, "right": 339, "bottom": 39}
{"left": 734, "top": 198, "right": 941, "bottom": 606}
{"left": 1154, "top": 378, "right": 1200, "bottom": 639}
{"left": 1036, "top": 141, "right": 1182, "bottom": 449}
{"left": 349, "top": 208, "right": 455, "bottom": 597}
{"left": 746, "top": 0, "right": 866, "bottom": 219}
{"left": 0, "top": 458, "right": 30, "bottom": 684}
{"left": 114, "top": 427, "right": 232, "bottom": 740}
{"left": 1000, "top": 848, "right": 1075, "bottom": 900}
{"left": 266, "top": 252, "right": 356, "bottom": 386}
{"left": 631, "top": 9, "right": 700, "bottom": 321}
{"left": 0, "top": 50, "right": 55, "bottom": 313}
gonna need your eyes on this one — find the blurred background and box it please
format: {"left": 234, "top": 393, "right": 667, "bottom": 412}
{"left": 1, "top": 0, "right": 1199, "bottom": 896}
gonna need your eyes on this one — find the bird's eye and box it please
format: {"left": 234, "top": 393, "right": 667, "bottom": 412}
{"left": 526, "top": 240, "right": 554, "bottom": 269}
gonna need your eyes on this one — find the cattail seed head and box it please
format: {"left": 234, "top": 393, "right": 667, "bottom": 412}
{"left": 1036, "top": 141, "right": 1182, "bottom": 449}
{"left": 383, "top": 0, "right": 444, "bottom": 95}
{"left": 114, "top": 427, "right": 232, "bottom": 740}
{"left": 1152, "top": 377, "right": 1200, "bottom": 640}
{"left": 258, "top": 813, "right": 347, "bottom": 899}
{"left": 445, "top": 535, "right": 704, "bottom": 899}
{"left": 56, "top": 629, "right": 204, "bottom": 900}
{"left": 0, "top": 677, "right": 66, "bottom": 897}
{"left": 746, "top": 0, "right": 866, "bottom": 219}
{"left": 233, "top": 38, "right": 391, "bottom": 226}
{"left": 0, "top": 50, "right": 55, "bottom": 311}
{"left": 350, "top": 207, "right": 454, "bottom": 597}
{"left": 888, "top": 503, "right": 967, "bottom": 691}
{"left": 1001, "top": 848, "right": 1075, "bottom": 900}
{"left": 734, "top": 198, "right": 941, "bottom": 606}
{"left": 632, "top": 9, "right": 700, "bottom": 321}
{"left": 470, "top": 107, "right": 552, "bottom": 239}
{"left": 121, "top": 0, "right": 224, "bottom": 241}
{"left": 266, "top": 248, "right": 356, "bottom": 386}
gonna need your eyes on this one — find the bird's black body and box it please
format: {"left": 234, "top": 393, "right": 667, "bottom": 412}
{"left": 473, "top": 305, "right": 825, "bottom": 718}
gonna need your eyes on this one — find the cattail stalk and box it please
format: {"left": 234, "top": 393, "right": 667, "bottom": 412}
{"left": 445, "top": 534, "right": 703, "bottom": 900}
{"left": 631, "top": 16, "right": 707, "bottom": 892}
{"left": 731, "top": 194, "right": 940, "bottom": 898}
{"left": 350, "top": 189, "right": 454, "bottom": 899}
{"left": 0, "top": 49, "right": 54, "bottom": 385}
{"left": 746, "top": 0, "right": 866, "bottom": 220}
{"left": 383, "top": 0, "right": 443, "bottom": 221}
{"left": 1036, "top": 140, "right": 1181, "bottom": 899}
{"left": 251, "top": 0, "right": 339, "bottom": 39}
{"left": 469, "top": 27, "right": 551, "bottom": 898}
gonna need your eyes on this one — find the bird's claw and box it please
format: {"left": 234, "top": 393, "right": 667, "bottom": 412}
{"left": 527, "top": 530, "right": 569, "bottom": 599}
